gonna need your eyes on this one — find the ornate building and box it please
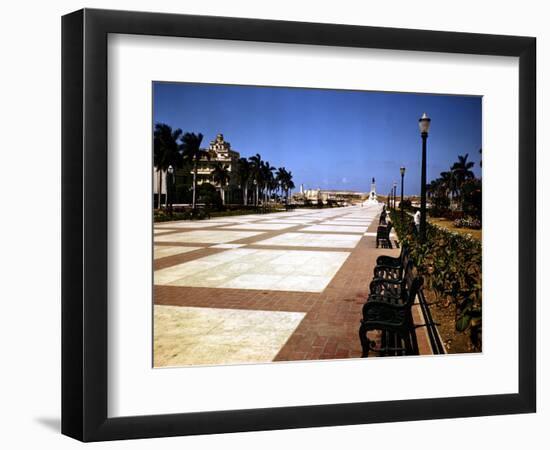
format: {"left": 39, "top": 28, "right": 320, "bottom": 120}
{"left": 196, "top": 133, "right": 240, "bottom": 186}
{"left": 153, "top": 133, "right": 241, "bottom": 204}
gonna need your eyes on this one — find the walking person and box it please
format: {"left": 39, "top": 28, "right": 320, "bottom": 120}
{"left": 414, "top": 210, "right": 421, "bottom": 234}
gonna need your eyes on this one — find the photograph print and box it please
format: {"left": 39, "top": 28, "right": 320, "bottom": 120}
{"left": 152, "top": 82, "right": 482, "bottom": 368}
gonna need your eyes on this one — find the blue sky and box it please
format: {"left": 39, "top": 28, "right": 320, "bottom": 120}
{"left": 153, "top": 82, "right": 481, "bottom": 195}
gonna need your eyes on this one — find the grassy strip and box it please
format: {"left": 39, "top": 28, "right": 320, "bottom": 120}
{"left": 428, "top": 217, "right": 482, "bottom": 241}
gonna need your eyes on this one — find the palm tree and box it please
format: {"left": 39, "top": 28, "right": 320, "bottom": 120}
{"left": 237, "top": 158, "right": 250, "bottom": 205}
{"left": 452, "top": 154, "right": 475, "bottom": 186}
{"left": 275, "top": 167, "right": 287, "bottom": 199}
{"left": 153, "top": 123, "right": 183, "bottom": 209}
{"left": 276, "top": 167, "right": 293, "bottom": 203}
{"left": 268, "top": 174, "right": 279, "bottom": 202}
{"left": 452, "top": 153, "right": 475, "bottom": 209}
{"left": 286, "top": 171, "right": 295, "bottom": 201}
{"left": 248, "top": 153, "right": 263, "bottom": 206}
{"left": 426, "top": 178, "right": 441, "bottom": 200}
{"left": 438, "top": 170, "right": 458, "bottom": 207}
{"left": 426, "top": 176, "right": 450, "bottom": 212}
{"left": 261, "top": 161, "right": 275, "bottom": 204}
{"left": 181, "top": 132, "right": 208, "bottom": 210}
{"left": 211, "top": 162, "right": 231, "bottom": 205}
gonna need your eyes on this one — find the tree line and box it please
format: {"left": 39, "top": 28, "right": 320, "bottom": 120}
{"left": 426, "top": 151, "right": 482, "bottom": 218}
{"left": 153, "top": 123, "right": 295, "bottom": 209}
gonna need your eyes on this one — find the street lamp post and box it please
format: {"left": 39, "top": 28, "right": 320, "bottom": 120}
{"left": 418, "top": 112, "right": 431, "bottom": 242}
{"left": 393, "top": 181, "right": 397, "bottom": 210}
{"left": 167, "top": 165, "right": 174, "bottom": 216}
{"left": 400, "top": 166, "right": 406, "bottom": 222}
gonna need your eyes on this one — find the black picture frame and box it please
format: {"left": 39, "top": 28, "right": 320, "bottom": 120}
{"left": 62, "top": 8, "right": 536, "bottom": 442}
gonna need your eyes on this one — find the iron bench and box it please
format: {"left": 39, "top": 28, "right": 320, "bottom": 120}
{"left": 359, "top": 272, "right": 424, "bottom": 357}
{"left": 373, "top": 245, "right": 410, "bottom": 281}
{"left": 375, "top": 222, "right": 393, "bottom": 248}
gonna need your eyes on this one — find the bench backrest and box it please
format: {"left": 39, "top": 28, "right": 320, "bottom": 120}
{"left": 377, "top": 223, "right": 393, "bottom": 239}
{"left": 387, "top": 260, "right": 415, "bottom": 301}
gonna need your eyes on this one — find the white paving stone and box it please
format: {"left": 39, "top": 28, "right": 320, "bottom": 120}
{"left": 221, "top": 223, "right": 296, "bottom": 231}
{"left": 320, "top": 220, "right": 372, "bottom": 226}
{"left": 303, "top": 224, "right": 367, "bottom": 233}
{"left": 154, "top": 248, "right": 350, "bottom": 292}
{"left": 154, "top": 245, "right": 202, "bottom": 259}
{"left": 154, "top": 305, "right": 306, "bottom": 367}
{"left": 154, "top": 230, "right": 264, "bottom": 244}
{"left": 261, "top": 218, "right": 317, "bottom": 224}
{"left": 254, "top": 232, "right": 362, "bottom": 249}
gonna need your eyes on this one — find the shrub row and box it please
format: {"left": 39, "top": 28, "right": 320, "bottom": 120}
{"left": 154, "top": 209, "right": 210, "bottom": 222}
{"left": 390, "top": 210, "right": 482, "bottom": 351}
{"left": 153, "top": 205, "right": 289, "bottom": 222}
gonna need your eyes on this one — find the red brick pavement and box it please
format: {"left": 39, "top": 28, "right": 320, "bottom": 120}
{"left": 153, "top": 208, "right": 433, "bottom": 362}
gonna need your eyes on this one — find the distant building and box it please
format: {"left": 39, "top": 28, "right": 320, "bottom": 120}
{"left": 196, "top": 133, "right": 241, "bottom": 186}
{"left": 153, "top": 133, "right": 241, "bottom": 201}
{"left": 294, "top": 187, "right": 368, "bottom": 205}
{"left": 301, "top": 188, "right": 321, "bottom": 202}
{"left": 293, "top": 177, "right": 380, "bottom": 205}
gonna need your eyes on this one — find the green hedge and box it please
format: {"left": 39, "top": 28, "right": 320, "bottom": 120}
{"left": 390, "top": 210, "right": 482, "bottom": 351}
{"left": 154, "top": 209, "right": 210, "bottom": 222}
{"left": 153, "top": 206, "right": 287, "bottom": 222}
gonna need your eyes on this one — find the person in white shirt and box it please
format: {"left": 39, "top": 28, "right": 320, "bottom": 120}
{"left": 414, "top": 210, "right": 421, "bottom": 233}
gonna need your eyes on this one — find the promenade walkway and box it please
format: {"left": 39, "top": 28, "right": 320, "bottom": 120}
{"left": 153, "top": 204, "right": 404, "bottom": 367}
